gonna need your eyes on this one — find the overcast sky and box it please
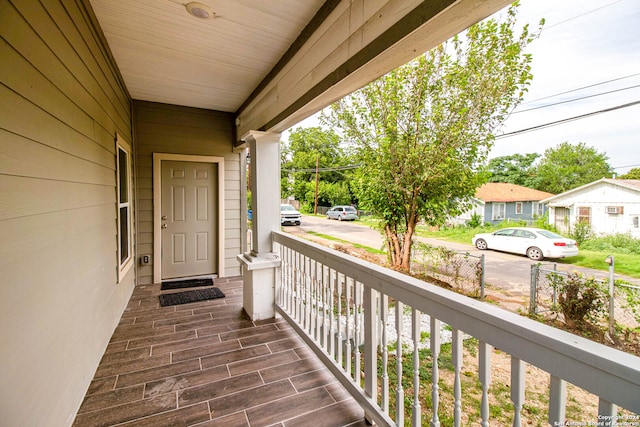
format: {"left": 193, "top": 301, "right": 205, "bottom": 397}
{"left": 285, "top": 0, "right": 640, "bottom": 175}
{"left": 495, "top": 0, "right": 640, "bottom": 175}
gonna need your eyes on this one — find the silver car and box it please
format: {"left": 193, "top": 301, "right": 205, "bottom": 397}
{"left": 326, "top": 206, "right": 359, "bottom": 221}
{"left": 472, "top": 227, "right": 578, "bottom": 261}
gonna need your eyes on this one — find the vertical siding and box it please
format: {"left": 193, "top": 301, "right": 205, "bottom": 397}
{"left": 0, "top": 1, "right": 133, "bottom": 426}
{"left": 133, "top": 101, "right": 240, "bottom": 284}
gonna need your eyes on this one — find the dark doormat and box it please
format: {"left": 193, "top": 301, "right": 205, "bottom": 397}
{"left": 161, "top": 278, "right": 214, "bottom": 291}
{"left": 159, "top": 287, "right": 225, "bottom": 307}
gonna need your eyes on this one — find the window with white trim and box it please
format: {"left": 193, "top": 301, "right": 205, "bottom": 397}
{"left": 577, "top": 206, "right": 591, "bottom": 224}
{"left": 532, "top": 202, "right": 544, "bottom": 217}
{"left": 515, "top": 202, "right": 523, "bottom": 215}
{"left": 633, "top": 216, "right": 639, "bottom": 229}
{"left": 492, "top": 203, "right": 506, "bottom": 221}
{"left": 117, "top": 135, "right": 133, "bottom": 282}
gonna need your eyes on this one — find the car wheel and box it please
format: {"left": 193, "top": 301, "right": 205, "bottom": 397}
{"left": 475, "top": 238, "right": 488, "bottom": 250}
{"left": 326, "top": 215, "right": 330, "bottom": 219}
{"left": 295, "top": 221, "right": 301, "bottom": 226}
{"left": 527, "top": 246, "right": 543, "bottom": 260}
{"left": 338, "top": 216, "right": 343, "bottom": 221}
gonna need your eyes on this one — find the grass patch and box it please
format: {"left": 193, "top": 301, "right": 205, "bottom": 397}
{"left": 305, "top": 231, "right": 386, "bottom": 255}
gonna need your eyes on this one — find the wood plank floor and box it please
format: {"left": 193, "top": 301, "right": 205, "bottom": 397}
{"left": 72, "top": 276, "right": 367, "bottom": 427}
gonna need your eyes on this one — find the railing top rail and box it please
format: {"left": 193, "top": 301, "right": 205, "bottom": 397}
{"left": 273, "top": 230, "right": 640, "bottom": 412}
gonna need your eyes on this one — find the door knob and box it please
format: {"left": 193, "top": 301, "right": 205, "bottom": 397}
{"left": 162, "top": 224, "right": 168, "bottom": 229}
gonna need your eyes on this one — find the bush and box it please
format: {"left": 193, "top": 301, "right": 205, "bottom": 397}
{"left": 580, "top": 233, "right": 640, "bottom": 255}
{"left": 570, "top": 221, "right": 594, "bottom": 246}
{"left": 465, "top": 213, "right": 482, "bottom": 228}
{"left": 549, "top": 272, "right": 607, "bottom": 329}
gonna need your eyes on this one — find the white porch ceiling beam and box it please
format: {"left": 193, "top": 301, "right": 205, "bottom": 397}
{"left": 236, "top": 0, "right": 511, "bottom": 142}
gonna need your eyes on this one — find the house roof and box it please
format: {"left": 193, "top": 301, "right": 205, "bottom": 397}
{"left": 541, "top": 178, "right": 640, "bottom": 203}
{"left": 475, "top": 183, "right": 554, "bottom": 203}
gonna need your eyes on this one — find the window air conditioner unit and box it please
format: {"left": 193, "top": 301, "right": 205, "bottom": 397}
{"left": 606, "top": 206, "right": 623, "bottom": 215}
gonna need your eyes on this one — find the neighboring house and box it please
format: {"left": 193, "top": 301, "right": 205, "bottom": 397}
{"left": 453, "top": 183, "right": 554, "bottom": 225}
{"left": 541, "top": 178, "right": 640, "bottom": 236}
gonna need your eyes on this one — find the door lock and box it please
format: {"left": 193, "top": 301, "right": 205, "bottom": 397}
{"left": 161, "top": 215, "right": 167, "bottom": 220}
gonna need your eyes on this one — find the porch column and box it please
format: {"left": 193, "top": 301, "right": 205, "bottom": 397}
{"left": 237, "top": 130, "right": 282, "bottom": 320}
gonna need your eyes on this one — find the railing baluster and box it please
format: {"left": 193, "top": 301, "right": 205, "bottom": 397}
{"left": 598, "top": 399, "right": 617, "bottom": 421}
{"left": 452, "top": 329, "right": 463, "bottom": 427}
{"left": 511, "top": 356, "right": 525, "bottom": 427}
{"left": 479, "top": 341, "right": 492, "bottom": 427}
{"left": 395, "top": 302, "right": 405, "bottom": 427}
{"left": 305, "top": 257, "right": 312, "bottom": 334}
{"left": 293, "top": 251, "right": 299, "bottom": 322}
{"left": 336, "top": 272, "right": 343, "bottom": 367}
{"left": 306, "top": 257, "right": 313, "bottom": 336}
{"left": 345, "top": 277, "right": 352, "bottom": 379}
{"left": 412, "top": 307, "right": 422, "bottom": 427}
{"left": 316, "top": 261, "right": 322, "bottom": 338}
{"left": 354, "top": 281, "right": 362, "bottom": 387}
{"left": 549, "top": 376, "right": 566, "bottom": 426}
{"left": 329, "top": 268, "right": 336, "bottom": 357}
{"left": 431, "top": 317, "right": 441, "bottom": 427}
{"left": 316, "top": 261, "right": 323, "bottom": 343}
{"left": 323, "top": 265, "right": 329, "bottom": 350}
{"left": 380, "top": 294, "right": 389, "bottom": 414}
{"left": 363, "top": 285, "right": 377, "bottom": 424}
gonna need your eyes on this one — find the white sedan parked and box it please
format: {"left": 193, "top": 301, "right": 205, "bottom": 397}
{"left": 472, "top": 227, "right": 579, "bottom": 261}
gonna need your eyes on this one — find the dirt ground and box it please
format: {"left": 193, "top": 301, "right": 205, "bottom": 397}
{"left": 287, "top": 229, "right": 639, "bottom": 423}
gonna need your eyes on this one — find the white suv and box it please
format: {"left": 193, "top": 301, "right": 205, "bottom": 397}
{"left": 280, "top": 204, "right": 302, "bottom": 225}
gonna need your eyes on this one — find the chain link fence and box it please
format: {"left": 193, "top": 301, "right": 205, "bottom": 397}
{"left": 411, "top": 241, "right": 485, "bottom": 299}
{"left": 530, "top": 263, "right": 640, "bottom": 334}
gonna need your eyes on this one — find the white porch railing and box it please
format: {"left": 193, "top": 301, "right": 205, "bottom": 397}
{"left": 272, "top": 231, "right": 640, "bottom": 427}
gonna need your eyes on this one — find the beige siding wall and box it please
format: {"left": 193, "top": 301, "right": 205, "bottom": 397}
{"left": 0, "top": 1, "right": 134, "bottom": 426}
{"left": 133, "top": 101, "right": 241, "bottom": 284}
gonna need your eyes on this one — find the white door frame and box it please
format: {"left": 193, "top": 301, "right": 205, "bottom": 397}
{"left": 153, "top": 153, "right": 225, "bottom": 283}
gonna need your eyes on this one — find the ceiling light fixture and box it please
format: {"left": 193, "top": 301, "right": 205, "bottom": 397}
{"left": 185, "top": 2, "right": 215, "bottom": 19}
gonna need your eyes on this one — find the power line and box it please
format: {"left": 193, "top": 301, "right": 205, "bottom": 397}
{"left": 543, "top": 0, "right": 625, "bottom": 30}
{"left": 512, "top": 83, "right": 640, "bottom": 113}
{"left": 496, "top": 100, "right": 640, "bottom": 139}
{"left": 613, "top": 163, "right": 640, "bottom": 170}
{"left": 283, "top": 164, "right": 361, "bottom": 173}
{"left": 518, "top": 72, "right": 640, "bottom": 107}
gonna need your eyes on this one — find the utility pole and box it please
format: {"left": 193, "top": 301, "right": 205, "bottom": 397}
{"left": 314, "top": 154, "right": 319, "bottom": 215}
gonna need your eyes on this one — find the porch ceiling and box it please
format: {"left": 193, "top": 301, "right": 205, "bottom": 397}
{"left": 89, "top": 0, "right": 511, "bottom": 137}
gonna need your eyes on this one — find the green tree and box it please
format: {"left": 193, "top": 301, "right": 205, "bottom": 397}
{"left": 487, "top": 153, "right": 539, "bottom": 187}
{"left": 534, "top": 142, "right": 613, "bottom": 194}
{"left": 619, "top": 167, "right": 640, "bottom": 179}
{"left": 281, "top": 127, "right": 353, "bottom": 209}
{"left": 322, "top": 3, "right": 541, "bottom": 270}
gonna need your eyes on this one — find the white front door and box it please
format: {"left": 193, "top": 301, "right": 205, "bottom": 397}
{"left": 161, "top": 160, "right": 218, "bottom": 279}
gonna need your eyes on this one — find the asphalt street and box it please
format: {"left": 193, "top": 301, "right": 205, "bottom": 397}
{"left": 287, "top": 214, "right": 638, "bottom": 298}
